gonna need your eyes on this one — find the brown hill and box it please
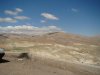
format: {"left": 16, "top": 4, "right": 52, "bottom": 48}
{"left": 0, "top": 32, "right": 100, "bottom": 66}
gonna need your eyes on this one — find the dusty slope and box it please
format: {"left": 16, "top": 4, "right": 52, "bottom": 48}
{"left": 0, "top": 53, "right": 100, "bottom": 75}
{"left": 0, "top": 32, "right": 100, "bottom": 65}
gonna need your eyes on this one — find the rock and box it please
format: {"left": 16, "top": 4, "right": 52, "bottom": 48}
{"left": 17, "top": 53, "right": 31, "bottom": 59}
{"left": 0, "top": 48, "right": 5, "bottom": 59}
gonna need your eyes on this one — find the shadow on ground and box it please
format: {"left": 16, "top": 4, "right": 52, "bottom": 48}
{"left": 0, "top": 59, "right": 10, "bottom": 63}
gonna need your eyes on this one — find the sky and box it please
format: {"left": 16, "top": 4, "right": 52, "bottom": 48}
{"left": 0, "top": 0, "right": 100, "bottom": 36}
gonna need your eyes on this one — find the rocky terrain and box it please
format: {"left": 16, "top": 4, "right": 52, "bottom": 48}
{"left": 0, "top": 32, "right": 100, "bottom": 75}
{"left": 0, "top": 52, "right": 100, "bottom": 75}
{"left": 0, "top": 32, "right": 100, "bottom": 65}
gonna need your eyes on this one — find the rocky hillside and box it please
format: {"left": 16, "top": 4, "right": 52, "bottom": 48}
{"left": 0, "top": 32, "right": 100, "bottom": 66}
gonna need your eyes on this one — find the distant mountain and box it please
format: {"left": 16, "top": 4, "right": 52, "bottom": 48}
{"left": 0, "top": 32, "right": 100, "bottom": 46}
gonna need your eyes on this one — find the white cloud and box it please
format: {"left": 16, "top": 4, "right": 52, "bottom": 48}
{"left": 41, "top": 20, "right": 46, "bottom": 23}
{"left": 41, "top": 13, "right": 59, "bottom": 20}
{"left": 16, "top": 8, "right": 23, "bottom": 12}
{"left": 71, "top": 8, "right": 78, "bottom": 12}
{"left": 0, "top": 17, "right": 17, "bottom": 23}
{"left": 14, "top": 16, "right": 30, "bottom": 20}
{"left": 2, "top": 8, "right": 30, "bottom": 23}
{"left": 5, "top": 10, "right": 18, "bottom": 15}
{"left": 4, "top": 8, "right": 23, "bottom": 15}
{"left": 0, "top": 25, "right": 62, "bottom": 35}
{"left": 6, "top": 25, "right": 33, "bottom": 30}
{"left": 48, "top": 26, "right": 59, "bottom": 29}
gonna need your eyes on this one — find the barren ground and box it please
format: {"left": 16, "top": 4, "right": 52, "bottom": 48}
{"left": 0, "top": 52, "right": 100, "bottom": 75}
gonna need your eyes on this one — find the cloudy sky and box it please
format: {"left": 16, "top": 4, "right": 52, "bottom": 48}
{"left": 0, "top": 0, "right": 100, "bottom": 36}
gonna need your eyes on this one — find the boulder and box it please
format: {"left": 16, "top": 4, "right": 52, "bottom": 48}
{"left": 0, "top": 48, "right": 5, "bottom": 59}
